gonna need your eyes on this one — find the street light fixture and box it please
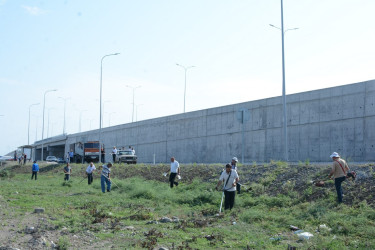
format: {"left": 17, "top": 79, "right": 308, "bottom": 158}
{"left": 58, "top": 97, "right": 71, "bottom": 134}
{"left": 176, "top": 63, "right": 195, "bottom": 113}
{"left": 42, "top": 89, "right": 57, "bottom": 161}
{"left": 126, "top": 85, "right": 141, "bottom": 123}
{"left": 269, "top": 0, "right": 298, "bottom": 161}
{"left": 99, "top": 53, "right": 120, "bottom": 163}
{"left": 28, "top": 103, "right": 39, "bottom": 145}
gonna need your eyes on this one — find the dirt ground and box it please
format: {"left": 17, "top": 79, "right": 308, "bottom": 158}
{"left": 0, "top": 162, "right": 374, "bottom": 249}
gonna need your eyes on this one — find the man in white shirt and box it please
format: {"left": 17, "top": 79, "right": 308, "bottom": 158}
{"left": 216, "top": 164, "right": 239, "bottom": 210}
{"left": 166, "top": 157, "right": 180, "bottom": 188}
{"left": 86, "top": 162, "right": 96, "bottom": 185}
{"left": 111, "top": 146, "right": 117, "bottom": 163}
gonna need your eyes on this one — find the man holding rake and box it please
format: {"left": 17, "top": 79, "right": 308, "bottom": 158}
{"left": 216, "top": 164, "right": 239, "bottom": 211}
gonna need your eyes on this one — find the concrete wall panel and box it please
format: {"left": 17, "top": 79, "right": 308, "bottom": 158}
{"left": 36, "top": 80, "right": 375, "bottom": 163}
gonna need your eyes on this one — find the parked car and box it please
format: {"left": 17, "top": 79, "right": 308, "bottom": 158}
{"left": 46, "top": 156, "right": 58, "bottom": 162}
{"left": 57, "top": 158, "right": 66, "bottom": 164}
{"left": 115, "top": 150, "right": 137, "bottom": 164}
{"left": 0, "top": 155, "right": 12, "bottom": 162}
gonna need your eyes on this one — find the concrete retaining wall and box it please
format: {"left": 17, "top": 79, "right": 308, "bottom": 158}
{"left": 64, "top": 80, "right": 375, "bottom": 163}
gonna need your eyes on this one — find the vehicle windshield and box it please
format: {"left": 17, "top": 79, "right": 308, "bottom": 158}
{"left": 118, "top": 151, "right": 133, "bottom": 155}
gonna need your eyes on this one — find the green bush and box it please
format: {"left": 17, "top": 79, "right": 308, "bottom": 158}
{"left": 57, "top": 236, "right": 70, "bottom": 250}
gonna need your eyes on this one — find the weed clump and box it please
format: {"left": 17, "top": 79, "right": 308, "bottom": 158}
{"left": 0, "top": 170, "right": 14, "bottom": 179}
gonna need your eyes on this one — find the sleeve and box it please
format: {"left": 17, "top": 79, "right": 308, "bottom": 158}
{"left": 219, "top": 171, "right": 225, "bottom": 181}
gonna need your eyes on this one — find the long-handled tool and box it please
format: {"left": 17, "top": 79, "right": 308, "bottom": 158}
{"left": 101, "top": 173, "right": 120, "bottom": 189}
{"left": 219, "top": 191, "right": 224, "bottom": 213}
{"left": 78, "top": 175, "right": 87, "bottom": 184}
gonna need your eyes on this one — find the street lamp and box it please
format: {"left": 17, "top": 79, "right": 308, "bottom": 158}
{"left": 42, "top": 89, "right": 57, "bottom": 161}
{"left": 136, "top": 104, "right": 143, "bottom": 122}
{"left": 47, "top": 107, "right": 55, "bottom": 138}
{"left": 102, "top": 100, "right": 111, "bottom": 128}
{"left": 99, "top": 53, "right": 120, "bottom": 163}
{"left": 28, "top": 103, "right": 39, "bottom": 145}
{"left": 126, "top": 85, "right": 141, "bottom": 122}
{"left": 176, "top": 63, "right": 195, "bottom": 113}
{"left": 79, "top": 110, "right": 88, "bottom": 132}
{"left": 58, "top": 97, "right": 71, "bottom": 134}
{"left": 269, "top": 0, "right": 298, "bottom": 161}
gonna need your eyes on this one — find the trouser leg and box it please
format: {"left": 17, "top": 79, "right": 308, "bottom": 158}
{"left": 101, "top": 175, "right": 106, "bottom": 193}
{"left": 229, "top": 191, "right": 235, "bottom": 209}
{"left": 106, "top": 178, "right": 111, "bottom": 191}
{"left": 169, "top": 173, "right": 177, "bottom": 188}
{"left": 88, "top": 173, "right": 93, "bottom": 184}
{"left": 335, "top": 176, "right": 345, "bottom": 203}
{"left": 224, "top": 191, "right": 230, "bottom": 210}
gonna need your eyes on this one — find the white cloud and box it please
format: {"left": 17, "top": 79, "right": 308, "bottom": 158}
{"left": 22, "top": 5, "right": 46, "bottom": 16}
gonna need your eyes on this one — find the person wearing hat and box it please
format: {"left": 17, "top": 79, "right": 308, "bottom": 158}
{"left": 231, "top": 157, "right": 238, "bottom": 171}
{"left": 231, "top": 157, "right": 242, "bottom": 194}
{"left": 100, "top": 162, "right": 112, "bottom": 193}
{"left": 216, "top": 163, "right": 239, "bottom": 210}
{"left": 328, "top": 152, "right": 349, "bottom": 203}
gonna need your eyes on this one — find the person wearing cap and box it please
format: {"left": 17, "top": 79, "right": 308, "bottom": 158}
{"left": 111, "top": 146, "right": 117, "bottom": 163}
{"left": 100, "top": 162, "right": 112, "bottom": 193}
{"left": 31, "top": 161, "right": 39, "bottom": 180}
{"left": 216, "top": 164, "right": 239, "bottom": 210}
{"left": 231, "top": 157, "right": 242, "bottom": 194}
{"left": 328, "top": 152, "right": 349, "bottom": 203}
{"left": 231, "top": 157, "right": 238, "bottom": 171}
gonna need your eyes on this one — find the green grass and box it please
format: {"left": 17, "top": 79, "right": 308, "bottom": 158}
{"left": 1, "top": 162, "right": 375, "bottom": 249}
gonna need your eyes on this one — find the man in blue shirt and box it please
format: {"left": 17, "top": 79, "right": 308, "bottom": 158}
{"left": 100, "top": 162, "right": 112, "bottom": 193}
{"left": 31, "top": 161, "right": 39, "bottom": 180}
{"left": 69, "top": 150, "right": 74, "bottom": 163}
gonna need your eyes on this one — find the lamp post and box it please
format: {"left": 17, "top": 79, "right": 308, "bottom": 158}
{"left": 58, "top": 97, "right": 70, "bottom": 134}
{"left": 42, "top": 89, "right": 57, "bottom": 161}
{"left": 269, "top": 0, "right": 298, "bottom": 161}
{"left": 176, "top": 63, "right": 195, "bottom": 113}
{"left": 102, "top": 100, "right": 111, "bottom": 128}
{"left": 28, "top": 103, "right": 39, "bottom": 145}
{"left": 47, "top": 107, "right": 55, "bottom": 138}
{"left": 136, "top": 104, "right": 143, "bottom": 122}
{"left": 99, "top": 53, "right": 120, "bottom": 163}
{"left": 126, "top": 85, "right": 141, "bottom": 122}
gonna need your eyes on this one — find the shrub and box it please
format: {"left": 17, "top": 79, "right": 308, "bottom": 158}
{"left": 57, "top": 236, "right": 70, "bottom": 250}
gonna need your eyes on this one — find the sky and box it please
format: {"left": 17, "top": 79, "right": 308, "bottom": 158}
{"left": 0, "top": 0, "right": 374, "bottom": 155}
